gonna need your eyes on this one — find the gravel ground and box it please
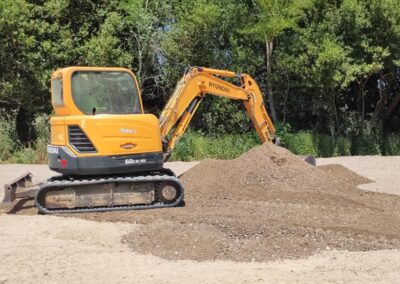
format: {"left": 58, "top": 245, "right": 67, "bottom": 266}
{"left": 107, "top": 145, "right": 400, "bottom": 262}
{"left": 318, "top": 156, "right": 400, "bottom": 195}
{"left": 0, "top": 156, "right": 399, "bottom": 283}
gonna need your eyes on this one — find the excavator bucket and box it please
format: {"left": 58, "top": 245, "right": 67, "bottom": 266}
{"left": 303, "top": 155, "right": 316, "bottom": 166}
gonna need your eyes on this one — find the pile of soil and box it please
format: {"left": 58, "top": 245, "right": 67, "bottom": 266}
{"left": 16, "top": 144, "right": 400, "bottom": 262}
{"left": 84, "top": 144, "right": 400, "bottom": 262}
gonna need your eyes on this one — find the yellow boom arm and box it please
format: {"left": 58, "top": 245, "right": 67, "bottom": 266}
{"left": 159, "top": 67, "right": 276, "bottom": 156}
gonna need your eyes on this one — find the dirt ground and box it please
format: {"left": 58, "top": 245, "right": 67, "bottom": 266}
{"left": 0, "top": 150, "right": 400, "bottom": 283}
{"left": 318, "top": 155, "right": 400, "bottom": 196}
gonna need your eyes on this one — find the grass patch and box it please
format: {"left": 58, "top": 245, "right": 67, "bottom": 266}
{"left": 279, "top": 131, "right": 352, "bottom": 157}
{"left": 171, "top": 130, "right": 400, "bottom": 161}
{"left": 170, "top": 131, "right": 260, "bottom": 161}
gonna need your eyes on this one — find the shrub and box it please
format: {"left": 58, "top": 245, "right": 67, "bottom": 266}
{"left": 0, "top": 112, "right": 50, "bottom": 164}
{"left": 9, "top": 147, "right": 37, "bottom": 164}
{"left": 32, "top": 113, "right": 50, "bottom": 163}
{"left": 280, "top": 131, "right": 318, "bottom": 156}
{"left": 0, "top": 113, "right": 17, "bottom": 161}
{"left": 277, "top": 123, "right": 352, "bottom": 157}
{"left": 315, "top": 134, "right": 335, "bottom": 157}
{"left": 384, "top": 134, "right": 400, "bottom": 155}
{"left": 333, "top": 136, "right": 351, "bottom": 156}
{"left": 170, "top": 131, "right": 259, "bottom": 161}
{"left": 351, "top": 135, "right": 382, "bottom": 155}
{"left": 0, "top": 110, "right": 394, "bottom": 164}
{"left": 341, "top": 112, "right": 383, "bottom": 155}
{"left": 172, "top": 130, "right": 352, "bottom": 160}
{"left": 315, "top": 134, "right": 352, "bottom": 157}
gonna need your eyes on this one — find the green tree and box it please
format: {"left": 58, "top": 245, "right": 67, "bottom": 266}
{"left": 243, "top": 0, "right": 312, "bottom": 122}
{"left": 334, "top": 0, "right": 390, "bottom": 124}
{"left": 82, "top": 12, "right": 132, "bottom": 67}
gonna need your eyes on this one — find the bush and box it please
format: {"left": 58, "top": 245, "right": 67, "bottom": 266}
{"left": 9, "top": 147, "right": 37, "bottom": 164}
{"left": 32, "top": 113, "right": 50, "bottom": 163}
{"left": 0, "top": 110, "right": 397, "bottom": 164}
{"left": 384, "top": 134, "right": 400, "bottom": 155}
{"left": 342, "top": 112, "right": 383, "bottom": 155}
{"left": 170, "top": 131, "right": 260, "bottom": 161}
{"left": 0, "top": 112, "right": 17, "bottom": 161}
{"left": 171, "top": 130, "right": 353, "bottom": 160}
{"left": 277, "top": 126, "right": 352, "bottom": 157}
{"left": 0, "top": 112, "right": 50, "bottom": 164}
{"left": 171, "top": 128, "right": 356, "bottom": 161}
{"left": 351, "top": 135, "right": 382, "bottom": 155}
{"left": 279, "top": 131, "right": 318, "bottom": 156}
{"left": 333, "top": 136, "right": 352, "bottom": 156}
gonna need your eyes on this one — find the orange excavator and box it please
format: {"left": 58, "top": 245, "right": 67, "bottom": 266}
{"left": 3, "top": 66, "right": 276, "bottom": 214}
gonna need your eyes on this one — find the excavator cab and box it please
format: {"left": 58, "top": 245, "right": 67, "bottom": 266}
{"left": 69, "top": 71, "right": 141, "bottom": 115}
{"left": 48, "top": 67, "right": 164, "bottom": 176}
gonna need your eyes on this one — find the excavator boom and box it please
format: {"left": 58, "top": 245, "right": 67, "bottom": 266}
{"left": 159, "top": 67, "right": 276, "bottom": 156}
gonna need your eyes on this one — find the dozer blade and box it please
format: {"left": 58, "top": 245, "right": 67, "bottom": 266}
{"left": 2, "top": 172, "right": 39, "bottom": 213}
{"left": 3, "top": 172, "right": 38, "bottom": 203}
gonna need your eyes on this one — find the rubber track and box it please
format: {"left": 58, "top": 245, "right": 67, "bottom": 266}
{"left": 35, "top": 175, "right": 184, "bottom": 214}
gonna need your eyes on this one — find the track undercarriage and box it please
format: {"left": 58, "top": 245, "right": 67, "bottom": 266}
{"left": 2, "top": 169, "right": 184, "bottom": 214}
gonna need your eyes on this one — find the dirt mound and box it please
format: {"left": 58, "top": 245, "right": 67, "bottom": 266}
{"left": 109, "top": 144, "right": 400, "bottom": 262}
{"left": 318, "top": 164, "right": 372, "bottom": 186}
{"left": 15, "top": 144, "right": 400, "bottom": 262}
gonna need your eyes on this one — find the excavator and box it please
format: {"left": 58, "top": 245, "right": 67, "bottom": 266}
{"left": 2, "top": 66, "right": 276, "bottom": 214}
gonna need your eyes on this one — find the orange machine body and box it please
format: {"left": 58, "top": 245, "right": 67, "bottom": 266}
{"left": 48, "top": 67, "right": 163, "bottom": 175}
{"left": 48, "top": 66, "right": 275, "bottom": 175}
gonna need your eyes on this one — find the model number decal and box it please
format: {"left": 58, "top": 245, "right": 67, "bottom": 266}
{"left": 47, "top": 146, "right": 59, "bottom": 154}
{"left": 125, "top": 158, "right": 146, "bottom": 165}
{"left": 120, "top": 128, "right": 136, "bottom": 135}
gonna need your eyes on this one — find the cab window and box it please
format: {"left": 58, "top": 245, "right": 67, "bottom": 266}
{"left": 52, "top": 78, "right": 63, "bottom": 107}
{"left": 71, "top": 71, "right": 141, "bottom": 115}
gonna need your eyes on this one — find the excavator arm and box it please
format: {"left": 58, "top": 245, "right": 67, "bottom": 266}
{"left": 159, "top": 67, "right": 276, "bottom": 158}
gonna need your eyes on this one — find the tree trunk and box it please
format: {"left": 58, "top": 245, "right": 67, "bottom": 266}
{"left": 386, "top": 91, "right": 400, "bottom": 118}
{"left": 265, "top": 37, "right": 278, "bottom": 123}
{"left": 373, "top": 88, "right": 385, "bottom": 120}
{"left": 331, "top": 91, "right": 340, "bottom": 134}
{"left": 356, "top": 79, "right": 366, "bottom": 131}
{"left": 360, "top": 80, "right": 368, "bottom": 125}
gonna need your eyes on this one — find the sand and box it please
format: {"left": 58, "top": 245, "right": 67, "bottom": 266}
{"left": 1, "top": 150, "right": 400, "bottom": 283}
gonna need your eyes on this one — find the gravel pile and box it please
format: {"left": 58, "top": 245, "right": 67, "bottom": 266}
{"left": 26, "top": 144, "right": 400, "bottom": 262}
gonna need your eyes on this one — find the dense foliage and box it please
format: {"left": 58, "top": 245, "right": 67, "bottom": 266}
{"left": 1, "top": 0, "right": 400, "bottom": 160}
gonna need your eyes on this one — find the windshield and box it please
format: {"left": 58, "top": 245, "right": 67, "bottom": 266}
{"left": 52, "top": 77, "right": 63, "bottom": 107}
{"left": 71, "top": 71, "right": 141, "bottom": 114}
